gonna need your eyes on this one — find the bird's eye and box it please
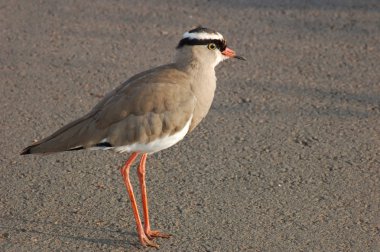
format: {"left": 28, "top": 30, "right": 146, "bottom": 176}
{"left": 207, "top": 43, "right": 217, "bottom": 50}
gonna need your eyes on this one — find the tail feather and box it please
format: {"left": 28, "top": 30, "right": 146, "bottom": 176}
{"left": 20, "top": 114, "right": 105, "bottom": 155}
{"left": 20, "top": 146, "right": 33, "bottom": 155}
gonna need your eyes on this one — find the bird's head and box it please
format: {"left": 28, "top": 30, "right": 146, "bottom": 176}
{"left": 176, "top": 26, "right": 245, "bottom": 68}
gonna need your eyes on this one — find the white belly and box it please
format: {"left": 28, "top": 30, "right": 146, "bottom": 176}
{"left": 113, "top": 116, "right": 192, "bottom": 154}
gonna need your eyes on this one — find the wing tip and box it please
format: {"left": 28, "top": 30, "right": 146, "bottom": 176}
{"left": 20, "top": 146, "right": 32, "bottom": 155}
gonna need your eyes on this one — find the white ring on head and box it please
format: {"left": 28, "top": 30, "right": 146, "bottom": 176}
{"left": 183, "top": 31, "right": 224, "bottom": 40}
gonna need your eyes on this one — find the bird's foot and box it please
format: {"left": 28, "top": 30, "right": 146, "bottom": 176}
{"left": 146, "top": 229, "right": 172, "bottom": 239}
{"left": 139, "top": 232, "right": 160, "bottom": 249}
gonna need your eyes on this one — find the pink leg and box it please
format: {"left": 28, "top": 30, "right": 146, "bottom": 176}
{"left": 137, "top": 154, "right": 171, "bottom": 239}
{"left": 120, "top": 152, "right": 159, "bottom": 248}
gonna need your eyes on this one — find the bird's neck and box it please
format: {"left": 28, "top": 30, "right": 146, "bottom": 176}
{"left": 174, "top": 47, "right": 217, "bottom": 131}
{"left": 174, "top": 46, "right": 216, "bottom": 85}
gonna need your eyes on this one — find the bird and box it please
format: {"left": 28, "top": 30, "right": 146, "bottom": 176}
{"left": 21, "top": 26, "right": 245, "bottom": 248}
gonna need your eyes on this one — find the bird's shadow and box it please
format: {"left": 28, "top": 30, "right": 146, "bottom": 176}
{"left": 0, "top": 216, "right": 143, "bottom": 250}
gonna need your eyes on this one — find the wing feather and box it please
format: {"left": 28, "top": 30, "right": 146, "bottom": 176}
{"left": 21, "top": 64, "right": 196, "bottom": 154}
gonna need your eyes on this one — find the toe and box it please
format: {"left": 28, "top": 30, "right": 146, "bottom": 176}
{"left": 147, "top": 230, "right": 172, "bottom": 239}
{"left": 140, "top": 233, "right": 160, "bottom": 249}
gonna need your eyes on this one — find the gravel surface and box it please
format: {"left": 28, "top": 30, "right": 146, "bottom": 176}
{"left": 1, "top": 1, "right": 379, "bottom": 251}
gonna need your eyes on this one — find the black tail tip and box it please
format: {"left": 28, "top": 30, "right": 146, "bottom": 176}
{"left": 20, "top": 147, "right": 32, "bottom": 155}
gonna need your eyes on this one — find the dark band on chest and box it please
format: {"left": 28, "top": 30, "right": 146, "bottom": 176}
{"left": 176, "top": 38, "right": 227, "bottom": 52}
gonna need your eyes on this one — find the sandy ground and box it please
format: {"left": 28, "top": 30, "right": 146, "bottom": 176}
{"left": 1, "top": 0, "right": 379, "bottom": 251}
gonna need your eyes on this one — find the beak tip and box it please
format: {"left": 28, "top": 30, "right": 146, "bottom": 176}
{"left": 234, "top": 55, "right": 246, "bottom": 61}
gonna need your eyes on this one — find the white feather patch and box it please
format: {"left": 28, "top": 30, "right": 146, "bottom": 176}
{"left": 113, "top": 115, "right": 193, "bottom": 154}
{"left": 183, "top": 31, "right": 223, "bottom": 40}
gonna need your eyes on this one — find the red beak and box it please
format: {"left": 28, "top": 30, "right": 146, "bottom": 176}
{"left": 222, "top": 47, "right": 236, "bottom": 58}
{"left": 222, "top": 47, "right": 246, "bottom": 60}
